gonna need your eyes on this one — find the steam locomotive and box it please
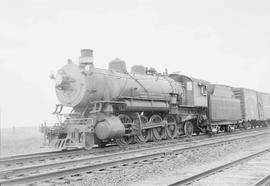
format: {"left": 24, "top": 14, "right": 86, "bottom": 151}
{"left": 41, "top": 49, "right": 270, "bottom": 150}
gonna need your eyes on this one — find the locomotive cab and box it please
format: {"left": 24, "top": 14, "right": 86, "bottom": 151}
{"left": 169, "top": 74, "right": 209, "bottom": 135}
{"left": 169, "top": 74, "right": 209, "bottom": 107}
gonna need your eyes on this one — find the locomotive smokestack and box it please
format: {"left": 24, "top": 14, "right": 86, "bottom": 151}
{"left": 79, "top": 49, "right": 94, "bottom": 68}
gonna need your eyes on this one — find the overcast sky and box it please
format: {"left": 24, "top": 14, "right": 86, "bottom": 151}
{"left": 0, "top": 0, "right": 270, "bottom": 128}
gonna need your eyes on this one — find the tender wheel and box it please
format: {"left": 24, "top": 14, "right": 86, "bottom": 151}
{"left": 150, "top": 115, "right": 164, "bottom": 141}
{"left": 184, "top": 121, "right": 193, "bottom": 137}
{"left": 134, "top": 115, "right": 151, "bottom": 144}
{"left": 116, "top": 114, "right": 133, "bottom": 146}
{"left": 164, "top": 114, "right": 177, "bottom": 139}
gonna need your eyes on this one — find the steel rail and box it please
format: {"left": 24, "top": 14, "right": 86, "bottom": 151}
{"left": 0, "top": 132, "right": 214, "bottom": 166}
{"left": 0, "top": 136, "right": 194, "bottom": 165}
{"left": 0, "top": 150, "right": 64, "bottom": 162}
{"left": 0, "top": 149, "right": 86, "bottom": 165}
{"left": 0, "top": 128, "right": 267, "bottom": 169}
{"left": 254, "top": 174, "right": 270, "bottom": 186}
{"left": 0, "top": 150, "right": 165, "bottom": 185}
{"left": 0, "top": 127, "right": 265, "bottom": 167}
{"left": 0, "top": 144, "right": 123, "bottom": 166}
{"left": 1, "top": 129, "right": 270, "bottom": 185}
{"left": 168, "top": 148, "right": 270, "bottom": 186}
{"left": 1, "top": 129, "right": 269, "bottom": 176}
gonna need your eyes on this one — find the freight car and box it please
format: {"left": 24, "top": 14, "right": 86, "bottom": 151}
{"left": 41, "top": 49, "right": 269, "bottom": 150}
{"left": 256, "top": 92, "right": 270, "bottom": 123}
{"left": 233, "top": 88, "right": 270, "bottom": 127}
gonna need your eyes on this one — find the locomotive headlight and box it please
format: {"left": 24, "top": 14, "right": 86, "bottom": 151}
{"left": 55, "top": 74, "right": 63, "bottom": 86}
{"left": 55, "top": 73, "right": 75, "bottom": 91}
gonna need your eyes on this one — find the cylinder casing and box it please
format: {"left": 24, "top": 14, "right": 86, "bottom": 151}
{"left": 95, "top": 116, "right": 125, "bottom": 140}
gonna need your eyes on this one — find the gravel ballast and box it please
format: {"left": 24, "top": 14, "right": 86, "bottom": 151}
{"left": 68, "top": 133, "right": 270, "bottom": 186}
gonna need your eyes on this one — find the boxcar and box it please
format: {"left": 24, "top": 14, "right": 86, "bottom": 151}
{"left": 233, "top": 88, "right": 259, "bottom": 121}
{"left": 257, "top": 92, "right": 266, "bottom": 120}
{"left": 258, "top": 92, "right": 270, "bottom": 120}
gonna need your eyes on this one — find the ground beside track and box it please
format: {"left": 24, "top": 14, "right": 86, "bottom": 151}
{"left": 1, "top": 126, "right": 50, "bottom": 157}
{"left": 187, "top": 150, "right": 270, "bottom": 186}
{"left": 67, "top": 132, "right": 270, "bottom": 186}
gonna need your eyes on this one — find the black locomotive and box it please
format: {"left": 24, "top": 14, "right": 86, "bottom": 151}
{"left": 41, "top": 49, "right": 270, "bottom": 150}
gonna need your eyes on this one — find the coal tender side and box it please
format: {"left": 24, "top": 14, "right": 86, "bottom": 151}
{"left": 208, "top": 84, "right": 242, "bottom": 132}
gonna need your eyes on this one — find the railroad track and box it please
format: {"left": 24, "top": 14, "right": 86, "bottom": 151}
{"left": 169, "top": 147, "right": 270, "bottom": 186}
{"left": 1, "top": 128, "right": 270, "bottom": 185}
{"left": 0, "top": 127, "right": 266, "bottom": 170}
{"left": 1, "top": 135, "right": 202, "bottom": 167}
{"left": 254, "top": 174, "right": 270, "bottom": 186}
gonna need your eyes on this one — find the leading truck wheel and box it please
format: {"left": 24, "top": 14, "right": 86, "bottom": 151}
{"left": 116, "top": 136, "right": 134, "bottom": 146}
{"left": 116, "top": 114, "right": 133, "bottom": 146}
{"left": 184, "top": 121, "right": 193, "bottom": 137}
